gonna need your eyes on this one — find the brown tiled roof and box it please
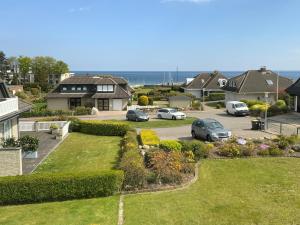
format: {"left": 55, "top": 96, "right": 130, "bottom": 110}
{"left": 286, "top": 77, "right": 300, "bottom": 96}
{"left": 60, "top": 75, "right": 129, "bottom": 85}
{"left": 185, "top": 72, "right": 227, "bottom": 90}
{"left": 223, "top": 68, "right": 293, "bottom": 94}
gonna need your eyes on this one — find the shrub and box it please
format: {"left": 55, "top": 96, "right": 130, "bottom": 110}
{"left": 269, "top": 146, "right": 284, "bottom": 156}
{"left": 79, "top": 120, "right": 130, "bottom": 136}
{"left": 31, "top": 88, "right": 40, "bottom": 96}
{"left": 159, "top": 140, "right": 182, "bottom": 152}
{"left": 257, "top": 149, "right": 270, "bottom": 156}
{"left": 15, "top": 91, "right": 27, "bottom": 100}
{"left": 0, "top": 171, "right": 124, "bottom": 205}
{"left": 1, "top": 137, "right": 19, "bottom": 148}
{"left": 138, "top": 95, "right": 149, "bottom": 106}
{"left": 218, "top": 143, "right": 241, "bottom": 157}
{"left": 68, "top": 118, "right": 81, "bottom": 132}
{"left": 149, "top": 150, "right": 183, "bottom": 184}
{"left": 140, "top": 129, "right": 160, "bottom": 146}
{"left": 120, "top": 150, "right": 147, "bottom": 189}
{"left": 19, "top": 135, "right": 39, "bottom": 152}
{"left": 205, "top": 93, "right": 225, "bottom": 101}
{"left": 74, "top": 106, "right": 91, "bottom": 116}
{"left": 148, "top": 97, "right": 154, "bottom": 105}
{"left": 275, "top": 100, "right": 287, "bottom": 110}
{"left": 191, "top": 100, "right": 202, "bottom": 110}
{"left": 50, "top": 124, "right": 59, "bottom": 129}
{"left": 241, "top": 143, "right": 256, "bottom": 157}
{"left": 180, "top": 140, "right": 209, "bottom": 160}
{"left": 121, "top": 130, "right": 139, "bottom": 154}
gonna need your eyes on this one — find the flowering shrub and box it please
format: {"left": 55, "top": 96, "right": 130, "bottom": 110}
{"left": 159, "top": 140, "right": 182, "bottom": 152}
{"left": 140, "top": 129, "right": 160, "bottom": 146}
{"left": 138, "top": 95, "right": 149, "bottom": 106}
{"left": 218, "top": 143, "right": 241, "bottom": 157}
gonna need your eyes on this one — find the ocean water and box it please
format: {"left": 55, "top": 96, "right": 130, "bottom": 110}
{"left": 72, "top": 71, "right": 300, "bottom": 86}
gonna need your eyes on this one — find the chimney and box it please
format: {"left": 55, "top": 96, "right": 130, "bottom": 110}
{"left": 260, "top": 66, "right": 267, "bottom": 72}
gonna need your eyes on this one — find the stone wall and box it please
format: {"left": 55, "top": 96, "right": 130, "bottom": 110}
{"left": 0, "top": 148, "right": 22, "bottom": 176}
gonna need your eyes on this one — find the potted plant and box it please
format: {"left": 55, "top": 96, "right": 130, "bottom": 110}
{"left": 19, "top": 135, "right": 39, "bottom": 159}
{"left": 50, "top": 124, "right": 59, "bottom": 135}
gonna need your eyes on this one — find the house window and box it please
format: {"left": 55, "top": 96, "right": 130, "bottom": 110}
{"left": 97, "top": 85, "right": 114, "bottom": 92}
{"left": 2, "top": 120, "right": 12, "bottom": 139}
{"left": 77, "top": 86, "right": 82, "bottom": 91}
{"left": 69, "top": 98, "right": 81, "bottom": 109}
{"left": 83, "top": 86, "right": 87, "bottom": 91}
{"left": 266, "top": 80, "right": 274, "bottom": 86}
{"left": 62, "top": 86, "right": 67, "bottom": 91}
{"left": 71, "top": 86, "right": 76, "bottom": 91}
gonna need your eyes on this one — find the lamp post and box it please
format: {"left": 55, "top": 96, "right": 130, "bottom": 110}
{"left": 264, "top": 92, "right": 269, "bottom": 130}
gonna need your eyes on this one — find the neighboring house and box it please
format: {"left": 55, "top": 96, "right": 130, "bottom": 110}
{"left": 169, "top": 95, "right": 192, "bottom": 109}
{"left": 223, "top": 67, "right": 293, "bottom": 104}
{"left": 0, "top": 80, "right": 31, "bottom": 140}
{"left": 46, "top": 75, "right": 133, "bottom": 111}
{"left": 286, "top": 78, "right": 300, "bottom": 112}
{"left": 48, "top": 73, "right": 74, "bottom": 85}
{"left": 182, "top": 71, "right": 227, "bottom": 98}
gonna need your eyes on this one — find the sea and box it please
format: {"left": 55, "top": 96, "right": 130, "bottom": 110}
{"left": 72, "top": 71, "right": 300, "bottom": 86}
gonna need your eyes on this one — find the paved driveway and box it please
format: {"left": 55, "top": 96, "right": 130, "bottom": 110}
{"left": 153, "top": 107, "right": 275, "bottom": 140}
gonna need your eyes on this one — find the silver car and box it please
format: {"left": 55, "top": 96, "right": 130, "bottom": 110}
{"left": 191, "top": 118, "right": 232, "bottom": 141}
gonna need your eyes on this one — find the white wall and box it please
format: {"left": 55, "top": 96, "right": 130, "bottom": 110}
{"left": 184, "top": 89, "right": 201, "bottom": 98}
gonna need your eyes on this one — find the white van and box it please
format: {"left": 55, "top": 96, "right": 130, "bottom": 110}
{"left": 226, "top": 101, "right": 249, "bottom": 116}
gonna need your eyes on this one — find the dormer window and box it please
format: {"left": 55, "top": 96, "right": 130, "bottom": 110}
{"left": 62, "top": 86, "right": 67, "bottom": 91}
{"left": 97, "top": 85, "right": 114, "bottom": 93}
{"left": 266, "top": 80, "right": 274, "bottom": 86}
{"left": 77, "top": 86, "right": 82, "bottom": 91}
{"left": 83, "top": 86, "right": 87, "bottom": 91}
{"left": 71, "top": 86, "right": 75, "bottom": 91}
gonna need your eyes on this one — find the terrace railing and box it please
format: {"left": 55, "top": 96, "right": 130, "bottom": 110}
{"left": 0, "top": 97, "right": 18, "bottom": 117}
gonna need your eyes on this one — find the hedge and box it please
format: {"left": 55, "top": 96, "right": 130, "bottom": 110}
{"left": 0, "top": 170, "right": 124, "bottom": 205}
{"left": 160, "top": 140, "right": 182, "bottom": 152}
{"left": 205, "top": 93, "right": 225, "bottom": 101}
{"left": 79, "top": 120, "right": 130, "bottom": 136}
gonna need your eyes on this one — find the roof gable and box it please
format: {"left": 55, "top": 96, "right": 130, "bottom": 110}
{"left": 185, "top": 72, "right": 227, "bottom": 89}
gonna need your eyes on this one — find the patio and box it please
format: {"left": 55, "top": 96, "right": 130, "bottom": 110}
{"left": 21, "top": 131, "right": 62, "bottom": 174}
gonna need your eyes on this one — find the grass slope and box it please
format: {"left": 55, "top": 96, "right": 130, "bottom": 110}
{"left": 0, "top": 196, "right": 119, "bottom": 225}
{"left": 124, "top": 158, "right": 300, "bottom": 225}
{"left": 35, "top": 133, "right": 121, "bottom": 173}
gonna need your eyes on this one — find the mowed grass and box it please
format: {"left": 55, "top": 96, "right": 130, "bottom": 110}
{"left": 106, "top": 117, "right": 196, "bottom": 129}
{"left": 0, "top": 196, "right": 119, "bottom": 225}
{"left": 35, "top": 133, "right": 121, "bottom": 173}
{"left": 124, "top": 158, "right": 300, "bottom": 225}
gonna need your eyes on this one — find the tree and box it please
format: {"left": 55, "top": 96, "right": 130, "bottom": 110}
{"left": 0, "top": 51, "right": 8, "bottom": 79}
{"left": 31, "top": 56, "right": 55, "bottom": 84}
{"left": 18, "top": 56, "right": 32, "bottom": 84}
{"left": 53, "top": 60, "right": 69, "bottom": 75}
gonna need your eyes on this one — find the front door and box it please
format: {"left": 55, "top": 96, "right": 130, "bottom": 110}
{"left": 98, "top": 99, "right": 109, "bottom": 111}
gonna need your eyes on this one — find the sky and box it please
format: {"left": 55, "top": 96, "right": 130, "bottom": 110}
{"left": 1, "top": 0, "right": 300, "bottom": 71}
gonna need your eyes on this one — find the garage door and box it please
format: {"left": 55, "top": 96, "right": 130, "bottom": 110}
{"left": 112, "top": 99, "right": 122, "bottom": 111}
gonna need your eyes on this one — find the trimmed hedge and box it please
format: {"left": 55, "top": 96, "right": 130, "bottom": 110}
{"left": 0, "top": 170, "right": 124, "bottom": 205}
{"left": 160, "top": 140, "right": 182, "bottom": 152}
{"left": 79, "top": 120, "right": 130, "bottom": 136}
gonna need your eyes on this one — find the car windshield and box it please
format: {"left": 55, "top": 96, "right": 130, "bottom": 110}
{"left": 169, "top": 109, "right": 177, "bottom": 113}
{"left": 235, "top": 103, "right": 247, "bottom": 108}
{"left": 207, "top": 121, "right": 223, "bottom": 129}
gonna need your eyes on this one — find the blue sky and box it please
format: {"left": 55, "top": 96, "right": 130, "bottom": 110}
{"left": 1, "top": 0, "right": 300, "bottom": 71}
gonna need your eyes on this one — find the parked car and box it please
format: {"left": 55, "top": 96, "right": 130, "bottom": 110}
{"left": 126, "top": 110, "right": 149, "bottom": 122}
{"left": 191, "top": 118, "right": 232, "bottom": 141}
{"left": 157, "top": 108, "right": 186, "bottom": 120}
{"left": 226, "top": 101, "right": 249, "bottom": 116}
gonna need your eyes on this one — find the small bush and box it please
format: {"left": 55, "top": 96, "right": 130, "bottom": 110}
{"left": 241, "top": 143, "right": 256, "bottom": 157}
{"left": 205, "top": 93, "right": 225, "bottom": 101}
{"left": 138, "top": 95, "right": 149, "bottom": 106}
{"left": 79, "top": 120, "right": 130, "bottom": 136}
{"left": 275, "top": 100, "right": 287, "bottom": 109}
{"left": 191, "top": 100, "right": 202, "bottom": 110}
{"left": 148, "top": 150, "right": 183, "bottom": 184}
{"left": 0, "top": 171, "right": 124, "bottom": 205}
{"left": 159, "top": 140, "right": 182, "bottom": 152}
{"left": 31, "top": 88, "right": 40, "bottom": 96}
{"left": 257, "top": 149, "right": 270, "bottom": 156}
{"left": 140, "top": 129, "right": 160, "bottom": 146}
{"left": 120, "top": 150, "right": 147, "bottom": 189}
{"left": 148, "top": 97, "right": 154, "bottom": 105}
{"left": 19, "top": 135, "right": 39, "bottom": 152}
{"left": 269, "top": 146, "right": 284, "bottom": 156}
{"left": 180, "top": 140, "right": 209, "bottom": 160}
{"left": 74, "top": 106, "right": 91, "bottom": 116}
{"left": 218, "top": 143, "right": 241, "bottom": 157}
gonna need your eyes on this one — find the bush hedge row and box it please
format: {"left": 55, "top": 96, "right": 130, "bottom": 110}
{"left": 79, "top": 120, "right": 130, "bottom": 136}
{"left": 0, "top": 171, "right": 124, "bottom": 205}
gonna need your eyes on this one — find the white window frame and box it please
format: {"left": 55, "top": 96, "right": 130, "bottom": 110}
{"left": 3, "top": 120, "right": 12, "bottom": 139}
{"left": 107, "top": 85, "right": 114, "bottom": 92}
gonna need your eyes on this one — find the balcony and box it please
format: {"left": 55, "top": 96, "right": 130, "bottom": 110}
{"left": 0, "top": 97, "right": 19, "bottom": 118}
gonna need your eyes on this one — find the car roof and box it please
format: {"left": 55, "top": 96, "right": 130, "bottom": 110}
{"left": 159, "top": 108, "right": 174, "bottom": 110}
{"left": 195, "top": 118, "right": 218, "bottom": 123}
{"left": 227, "top": 101, "right": 245, "bottom": 104}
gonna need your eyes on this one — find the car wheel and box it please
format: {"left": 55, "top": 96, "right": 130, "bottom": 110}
{"left": 192, "top": 131, "right": 196, "bottom": 139}
{"left": 172, "top": 116, "right": 176, "bottom": 120}
{"left": 158, "top": 114, "right": 162, "bottom": 119}
{"left": 206, "top": 135, "right": 212, "bottom": 142}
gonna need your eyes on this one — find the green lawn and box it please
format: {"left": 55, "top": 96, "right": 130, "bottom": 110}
{"left": 124, "top": 158, "right": 300, "bottom": 225}
{"left": 106, "top": 117, "right": 196, "bottom": 129}
{"left": 35, "top": 133, "right": 121, "bottom": 173}
{"left": 0, "top": 196, "right": 119, "bottom": 225}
